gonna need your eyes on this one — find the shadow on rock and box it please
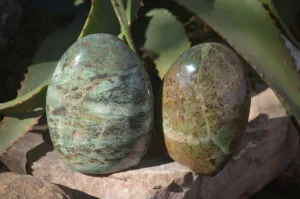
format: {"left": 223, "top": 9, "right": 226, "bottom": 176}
{"left": 26, "top": 142, "right": 53, "bottom": 175}
{"left": 56, "top": 184, "right": 99, "bottom": 199}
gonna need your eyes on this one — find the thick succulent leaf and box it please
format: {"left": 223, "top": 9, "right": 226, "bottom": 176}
{"left": 0, "top": 18, "right": 85, "bottom": 155}
{"left": 0, "top": 88, "right": 47, "bottom": 115}
{"left": 0, "top": 98, "right": 44, "bottom": 156}
{"left": 0, "top": 0, "right": 143, "bottom": 155}
{"left": 0, "top": 114, "right": 43, "bottom": 156}
{"left": 0, "top": 115, "right": 51, "bottom": 174}
{"left": 0, "top": 19, "right": 85, "bottom": 113}
{"left": 0, "top": 0, "right": 142, "bottom": 112}
{"left": 0, "top": 82, "right": 47, "bottom": 155}
{"left": 173, "top": 0, "right": 300, "bottom": 121}
{"left": 282, "top": 34, "right": 300, "bottom": 72}
{"left": 125, "top": 0, "right": 142, "bottom": 23}
{"left": 78, "top": 0, "right": 120, "bottom": 38}
{"left": 262, "top": 0, "right": 300, "bottom": 49}
{"left": 270, "top": 0, "right": 300, "bottom": 28}
{"left": 78, "top": 0, "right": 142, "bottom": 39}
{"left": 142, "top": 9, "right": 191, "bottom": 78}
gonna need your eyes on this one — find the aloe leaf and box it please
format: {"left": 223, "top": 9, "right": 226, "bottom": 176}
{"left": 78, "top": 0, "right": 142, "bottom": 39}
{"left": 282, "top": 34, "right": 300, "bottom": 72}
{"left": 0, "top": 0, "right": 145, "bottom": 155}
{"left": 262, "top": 0, "right": 300, "bottom": 49}
{"left": 270, "top": 0, "right": 300, "bottom": 28}
{"left": 142, "top": 8, "right": 191, "bottom": 78}
{"left": 0, "top": 93, "right": 45, "bottom": 155}
{"left": 0, "top": 19, "right": 85, "bottom": 113}
{"left": 0, "top": 16, "right": 85, "bottom": 155}
{"left": 125, "top": 0, "right": 142, "bottom": 23}
{"left": 173, "top": 0, "right": 300, "bottom": 121}
{"left": 0, "top": 89, "right": 46, "bottom": 156}
{"left": 78, "top": 0, "right": 120, "bottom": 38}
{"left": 0, "top": 115, "right": 43, "bottom": 156}
{"left": 0, "top": 0, "right": 143, "bottom": 114}
{"left": 0, "top": 88, "right": 47, "bottom": 115}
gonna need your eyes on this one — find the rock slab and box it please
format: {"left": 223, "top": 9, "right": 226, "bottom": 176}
{"left": 31, "top": 89, "right": 299, "bottom": 199}
{"left": 0, "top": 130, "right": 51, "bottom": 174}
{"left": 0, "top": 172, "right": 70, "bottom": 199}
{"left": 277, "top": 136, "right": 300, "bottom": 190}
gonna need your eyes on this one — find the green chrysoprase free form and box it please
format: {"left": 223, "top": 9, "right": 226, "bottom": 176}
{"left": 46, "top": 34, "right": 154, "bottom": 174}
{"left": 162, "top": 43, "right": 251, "bottom": 175}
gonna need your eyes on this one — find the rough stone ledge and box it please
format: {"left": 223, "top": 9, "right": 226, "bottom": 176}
{"left": 0, "top": 88, "right": 295, "bottom": 199}
{"left": 0, "top": 172, "right": 70, "bottom": 199}
{"left": 31, "top": 113, "right": 298, "bottom": 199}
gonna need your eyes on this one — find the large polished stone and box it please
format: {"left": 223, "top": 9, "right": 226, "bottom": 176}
{"left": 162, "top": 43, "right": 251, "bottom": 175}
{"left": 46, "top": 33, "right": 154, "bottom": 174}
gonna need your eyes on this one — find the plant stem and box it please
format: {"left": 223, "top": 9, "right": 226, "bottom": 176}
{"left": 117, "top": 32, "right": 124, "bottom": 39}
{"left": 126, "top": 0, "right": 132, "bottom": 25}
{"left": 118, "top": 0, "right": 128, "bottom": 24}
{"left": 111, "top": 0, "right": 136, "bottom": 52}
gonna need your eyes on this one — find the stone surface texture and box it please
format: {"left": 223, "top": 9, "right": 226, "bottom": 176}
{"left": 162, "top": 43, "right": 251, "bottom": 175}
{"left": 277, "top": 135, "right": 300, "bottom": 190}
{"left": 0, "top": 0, "right": 22, "bottom": 48}
{"left": 46, "top": 33, "right": 154, "bottom": 174}
{"left": 0, "top": 172, "right": 70, "bottom": 199}
{"left": 32, "top": 88, "right": 299, "bottom": 199}
{"left": 0, "top": 126, "right": 50, "bottom": 174}
{"left": 277, "top": 147, "right": 300, "bottom": 190}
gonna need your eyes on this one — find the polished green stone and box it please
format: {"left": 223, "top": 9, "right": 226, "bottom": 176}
{"left": 162, "top": 43, "right": 251, "bottom": 175}
{"left": 46, "top": 33, "right": 154, "bottom": 174}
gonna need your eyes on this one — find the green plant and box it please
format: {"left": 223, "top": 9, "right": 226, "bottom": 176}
{"left": 0, "top": 0, "right": 299, "bottom": 166}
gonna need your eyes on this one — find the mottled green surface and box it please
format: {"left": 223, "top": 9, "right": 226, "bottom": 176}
{"left": 162, "top": 43, "right": 251, "bottom": 175}
{"left": 46, "top": 34, "right": 154, "bottom": 174}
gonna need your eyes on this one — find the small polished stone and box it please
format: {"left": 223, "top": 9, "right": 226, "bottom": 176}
{"left": 162, "top": 43, "right": 251, "bottom": 175}
{"left": 46, "top": 33, "right": 154, "bottom": 174}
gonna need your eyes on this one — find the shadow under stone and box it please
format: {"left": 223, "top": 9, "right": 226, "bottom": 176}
{"left": 84, "top": 155, "right": 174, "bottom": 178}
{"left": 26, "top": 142, "right": 53, "bottom": 175}
{"left": 0, "top": 160, "right": 10, "bottom": 173}
{"left": 55, "top": 184, "right": 99, "bottom": 199}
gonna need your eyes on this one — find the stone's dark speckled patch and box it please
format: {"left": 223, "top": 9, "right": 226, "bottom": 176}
{"left": 90, "top": 73, "right": 108, "bottom": 81}
{"left": 46, "top": 33, "right": 154, "bottom": 174}
{"left": 162, "top": 43, "right": 251, "bottom": 175}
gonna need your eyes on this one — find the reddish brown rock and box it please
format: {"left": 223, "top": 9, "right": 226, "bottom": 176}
{"left": 0, "top": 129, "right": 50, "bottom": 174}
{"left": 0, "top": 172, "right": 70, "bottom": 199}
{"left": 277, "top": 146, "right": 300, "bottom": 190}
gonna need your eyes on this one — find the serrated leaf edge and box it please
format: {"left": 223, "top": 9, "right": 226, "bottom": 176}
{"left": 260, "top": 0, "right": 300, "bottom": 50}
{"left": 0, "top": 115, "right": 43, "bottom": 156}
{"left": 192, "top": 0, "right": 298, "bottom": 116}
{"left": 258, "top": 0, "right": 300, "bottom": 77}
{"left": 0, "top": 84, "right": 48, "bottom": 112}
{"left": 78, "top": 0, "right": 94, "bottom": 39}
